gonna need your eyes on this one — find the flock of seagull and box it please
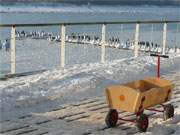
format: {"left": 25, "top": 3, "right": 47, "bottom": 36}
{"left": 0, "top": 30, "right": 179, "bottom": 54}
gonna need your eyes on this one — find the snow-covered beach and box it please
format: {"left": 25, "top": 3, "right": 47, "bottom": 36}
{"left": 0, "top": 52, "right": 180, "bottom": 118}
{"left": 0, "top": 60, "right": 180, "bottom": 134}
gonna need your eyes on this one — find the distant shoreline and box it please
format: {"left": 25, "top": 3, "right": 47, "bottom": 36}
{"left": 1, "top": 4, "right": 179, "bottom": 14}
{"left": 0, "top": 0, "right": 180, "bottom": 6}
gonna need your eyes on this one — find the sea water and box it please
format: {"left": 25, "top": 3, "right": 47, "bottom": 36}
{"left": 0, "top": 3, "right": 179, "bottom": 38}
{"left": 0, "top": 3, "right": 179, "bottom": 75}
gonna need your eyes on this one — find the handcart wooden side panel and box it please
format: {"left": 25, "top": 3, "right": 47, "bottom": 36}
{"left": 106, "top": 77, "right": 174, "bottom": 113}
{"left": 106, "top": 85, "right": 140, "bottom": 113}
{"left": 144, "top": 77, "right": 173, "bottom": 89}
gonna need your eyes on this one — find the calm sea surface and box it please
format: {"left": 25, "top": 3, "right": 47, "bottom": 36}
{"left": 0, "top": 3, "right": 179, "bottom": 75}
{"left": 0, "top": 4, "right": 179, "bottom": 39}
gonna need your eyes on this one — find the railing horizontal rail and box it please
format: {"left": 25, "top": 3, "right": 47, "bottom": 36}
{"left": 0, "top": 20, "right": 180, "bottom": 27}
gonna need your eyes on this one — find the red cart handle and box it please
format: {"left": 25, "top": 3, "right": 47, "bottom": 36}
{"left": 150, "top": 54, "right": 169, "bottom": 58}
{"left": 150, "top": 53, "right": 169, "bottom": 78}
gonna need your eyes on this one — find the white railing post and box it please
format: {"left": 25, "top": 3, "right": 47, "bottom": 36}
{"left": 11, "top": 26, "right": 16, "bottom": 74}
{"left": 134, "top": 23, "right": 140, "bottom": 57}
{"left": 101, "top": 24, "right": 106, "bottom": 63}
{"left": 61, "top": 24, "right": 66, "bottom": 68}
{"left": 150, "top": 24, "right": 154, "bottom": 44}
{"left": 120, "top": 24, "right": 123, "bottom": 37}
{"left": 175, "top": 24, "right": 178, "bottom": 52}
{"left": 162, "top": 22, "right": 167, "bottom": 55}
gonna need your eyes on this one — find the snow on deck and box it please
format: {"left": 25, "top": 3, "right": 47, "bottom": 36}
{"left": 0, "top": 69, "right": 180, "bottom": 135}
{"left": 0, "top": 55, "right": 180, "bottom": 120}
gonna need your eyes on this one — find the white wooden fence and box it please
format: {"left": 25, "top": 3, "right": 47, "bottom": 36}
{"left": 0, "top": 20, "right": 179, "bottom": 74}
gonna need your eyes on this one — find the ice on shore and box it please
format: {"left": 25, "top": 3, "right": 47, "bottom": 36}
{"left": 0, "top": 55, "right": 180, "bottom": 110}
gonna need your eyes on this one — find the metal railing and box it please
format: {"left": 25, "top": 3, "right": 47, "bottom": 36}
{"left": 0, "top": 20, "right": 179, "bottom": 27}
{"left": 0, "top": 20, "right": 180, "bottom": 74}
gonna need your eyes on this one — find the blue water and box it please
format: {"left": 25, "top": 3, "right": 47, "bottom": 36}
{"left": 0, "top": 4, "right": 179, "bottom": 23}
{"left": 0, "top": 4, "right": 179, "bottom": 39}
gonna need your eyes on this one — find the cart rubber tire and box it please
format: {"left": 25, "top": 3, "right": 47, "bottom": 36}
{"left": 136, "top": 114, "right": 149, "bottom": 132}
{"left": 105, "top": 109, "right": 118, "bottom": 127}
{"left": 163, "top": 104, "right": 174, "bottom": 120}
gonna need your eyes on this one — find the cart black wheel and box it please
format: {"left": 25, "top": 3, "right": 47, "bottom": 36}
{"left": 163, "top": 104, "right": 174, "bottom": 120}
{"left": 105, "top": 109, "right": 118, "bottom": 127}
{"left": 136, "top": 114, "right": 149, "bottom": 132}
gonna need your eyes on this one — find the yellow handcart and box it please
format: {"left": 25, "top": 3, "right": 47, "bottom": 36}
{"left": 105, "top": 54, "right": 174, "bottom": 132}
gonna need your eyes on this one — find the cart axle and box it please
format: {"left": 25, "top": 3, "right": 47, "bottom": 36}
{"left": 118, "top": 117, "right": 136, "bottom": 123}
{"left": 146, "top": 108, "right": 164, "bottom": 113}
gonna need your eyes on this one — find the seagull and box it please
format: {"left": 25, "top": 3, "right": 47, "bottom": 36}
{"left": 0, "top": 40, "right": 2, "bottom": 50}
{"left": 4, "top": 39, "right": 10, "bottom": 51}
